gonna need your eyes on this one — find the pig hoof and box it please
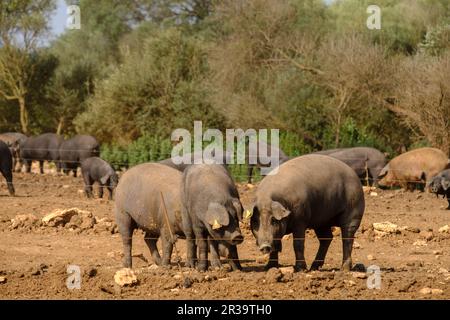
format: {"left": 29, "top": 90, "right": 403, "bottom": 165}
{"left": 310, "top": 262, "right": 323, "bottom": 271}
{"left": 341, "top": 262, "right": 352, "bottom": 272}
{"left": 197, "top": 262, "right": 208, "bottom": 272}
{"left": 294, "top": 263, "right": 307, "bottom": 272}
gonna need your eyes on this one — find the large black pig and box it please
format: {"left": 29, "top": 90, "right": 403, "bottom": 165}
{"left": 182, "top": 164, "right": 244, "bottom": 271}
{"left": 250, "top": 154, "right": 365, "bottom": 272}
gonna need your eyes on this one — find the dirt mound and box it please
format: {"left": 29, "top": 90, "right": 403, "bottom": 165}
{"left": 7, "top": 207, "right": 118, "bottom": 234}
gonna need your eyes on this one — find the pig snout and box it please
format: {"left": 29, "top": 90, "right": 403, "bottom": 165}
{"left": 259, "top": 244, "right": 272, "bottom": 254}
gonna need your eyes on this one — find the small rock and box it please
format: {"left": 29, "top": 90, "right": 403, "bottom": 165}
{"left": 352, "top": 272, "right": 367, "bottom": 279}
{"left": 42, "top": 208, "right": 90, "bottom": 227}
{"left": 99, "top": 285, "right": 114, "bottom": 295}
{"left": 279, "top": 267, "right": 294, "bottom": 275}
{"left": 433, "top": 250, "right": 443, "bottom": 256}
{"left": 62, "top": 185, "right": 70, "bottom": 189}
{"left": 173, "top": 274, "right": 182, "bottom": 280}
{"left": 367, "top": 254, "right": 376, "bottom": 261}
{"left": 438, "top": 225, "right": 449, "bottom": 233}
{"left": 170, "top": 288, "right": 180, "bottom": 293}
{"left": 370, "top": 192, "right": 378, "bottom": 197}
{"left": 404, "top": 226, "right": 420, "bottom": 233}
{"left": 114, "top": 268, "right": 138, "bottom": 287}
{"left": 398, "top": 280, "right": 416, "bottom": 292}
{"left": 373, "top": 221, "right": 400, "bottom": 234}
{"left": 246, "top": 184, "right": 254, "bottom": 189}
{"left": 438, "top": 267, "right": 448, "bottom": 274}
{"left": 431, "top": 289, "right": 443, "bottom": 295}
{"left": 353, "top": 241, "right": 362, "bottom": 249}
{"left": 420, "top": 231, "right": 434, "bottom": 241}
{"left": 0, "top": 276, "right": 6, "bottom": 284}
{"left": 419, "top": 287, "right": 432, "bottom": 294}
{"left": 86, "top": 268, "right": 97, "bottom": 278}
{"left": 412, "top": 240, "right": 427, "bottom": 247}
{"left": 344, "top": 280, "right": 356, "bottom": 287}
{"left": 183, "top": 277, "right": 193, "bottom": 288}
{"left": 10, "top": 214, "right": 39, "bottom": 229}
{"left": 265, "top": 268, "right": 283, "bottom": 283}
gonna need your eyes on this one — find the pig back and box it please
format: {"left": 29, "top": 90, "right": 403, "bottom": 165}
{"left": 115, "top": 163, "right": 183, "bottom": 230}
{"left": 257, "top": 154, "right": 364, "bottom": 224}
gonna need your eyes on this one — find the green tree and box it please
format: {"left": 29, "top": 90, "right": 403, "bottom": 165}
{"left": 0, "top": 0, "right": 56, "bottom": 133}
{"left": 75, "top": 28, "right": 225, "bottom": 144}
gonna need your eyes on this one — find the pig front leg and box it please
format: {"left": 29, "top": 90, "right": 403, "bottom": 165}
{"left": 293, "top": 225, "right": 307, "bottom": 272}
{"left": 264, "top": 240, "right": 281, "bottom": 270}
{"left": 195, "top": 229, "right": 209, "bottom": 272}
{"left": 310, "top": 227, "right": 333, "bottom": 271}
{"left": 208, "top": 238, "right": 222, "bottom": 270}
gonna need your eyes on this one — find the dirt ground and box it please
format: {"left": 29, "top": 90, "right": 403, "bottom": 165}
{"left": 0, "top": 165, "right": 449, "bottom": 300}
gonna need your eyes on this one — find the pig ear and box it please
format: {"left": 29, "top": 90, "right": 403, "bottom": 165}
{"left": 271, "top": 201, "right": 290, "bottom": 220}
{"left": 205, "top": 202, "right": 230, "bottom": 228}
{"left": 441, "top": 179, "right": 450, "bottom": 191}
{"left": 100, "top": 174, "right": 110, "bottom": 185}
{"left": 378, "top": 164, "right": 389, "bottom": 178}
{"left": 232, "top": 198, "right": 243, "bottom": 221}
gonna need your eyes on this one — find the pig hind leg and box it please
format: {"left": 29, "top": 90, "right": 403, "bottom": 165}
{"left": 144, "top": 232, "right": 162, "bottom": 265}
{"left": 310, "top": 227, "right": 333, "bottom": 271}
{"left": 83, "top": 174, "right": 94, "bottom": 198}
{"left": 160, "top": 229, "right": 174, "bottom": 266}
{"left": 339, "top": 211, "right": 362, "bottom": 272}
{"left": 0, "top": 168, "right": 15, "bottom": 196}
{"left": 226, "top": 244, "right": 242, "bottom": 271}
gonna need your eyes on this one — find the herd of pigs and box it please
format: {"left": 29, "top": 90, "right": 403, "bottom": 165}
{"left": 1, "top": 131, "right": 450, "bottom": 273}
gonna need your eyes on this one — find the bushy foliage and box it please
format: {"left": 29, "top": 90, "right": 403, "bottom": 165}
{"left": 75, "top": 27, "right": 225, "bottom": 143}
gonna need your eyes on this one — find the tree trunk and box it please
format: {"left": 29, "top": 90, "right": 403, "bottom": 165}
{"left": 18, "top": 96, "right": 28, "bottom": 134}
{"left": 335, "top": 112, "right": 341, "bottom": 147}
{"left": 56, "top": 116, "right": 64, "bottom": 135}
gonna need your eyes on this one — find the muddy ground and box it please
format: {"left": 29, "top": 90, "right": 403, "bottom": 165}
{"left": 0, "top": 166, "right": 449, "bottom": 300}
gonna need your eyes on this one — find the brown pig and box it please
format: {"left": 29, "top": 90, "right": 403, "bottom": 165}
{"left": 378, "top": 147, "right": 450, "bottom": 191}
